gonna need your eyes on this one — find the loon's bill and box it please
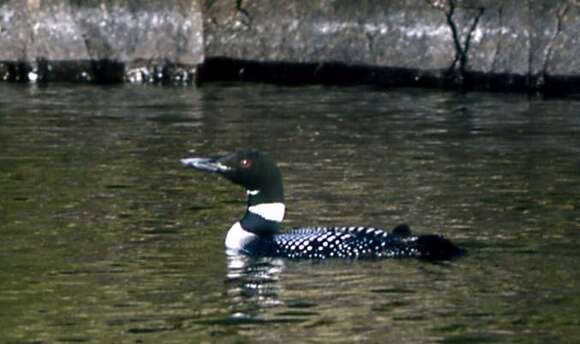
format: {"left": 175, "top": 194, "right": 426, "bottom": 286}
{"left": 181, "top": 149, "right": 464, "bottom": 261}
{"left": 181, "top": 157, "right": 230, "bottom": 173}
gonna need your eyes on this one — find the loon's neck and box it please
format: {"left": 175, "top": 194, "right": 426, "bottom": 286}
{"left": 241, "top": 183, "right": 285, "bottom": 232}
{"left": 245, "top": 182, "right": 284, "bottom": 206}
{"left": 240, "top": 188, "right": 285, "bottom": 236}
{"left": 225, "top": 190, "right": 286, "bottom": 251}
{"left": 225, "top": 203, "right": 285, "bottom": 251}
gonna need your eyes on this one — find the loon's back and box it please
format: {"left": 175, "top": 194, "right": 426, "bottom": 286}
{"left": 242, "top": 225, "right": 463, "bottom": 260}
{"left": 274, "top": 226, "right": 401, "bottom": 259}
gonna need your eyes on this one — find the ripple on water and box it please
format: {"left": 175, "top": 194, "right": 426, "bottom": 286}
{"left": 0, "top": 83, "right": 579, "bottom": 343}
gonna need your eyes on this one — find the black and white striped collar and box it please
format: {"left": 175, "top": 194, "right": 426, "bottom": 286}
{"left": 239, "top": 202, "right": 286, "bottom": 236}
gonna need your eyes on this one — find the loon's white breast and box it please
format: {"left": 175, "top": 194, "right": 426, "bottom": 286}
{"left": 225, "top": 202, "right": 285, "bottom": 252}
{"left": 225, "top": 222, "right": 256, "bottom": 252}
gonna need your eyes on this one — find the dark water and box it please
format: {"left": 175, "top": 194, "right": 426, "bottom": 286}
{"left": 0, "top": 83, "right": 578, "bottom": 343}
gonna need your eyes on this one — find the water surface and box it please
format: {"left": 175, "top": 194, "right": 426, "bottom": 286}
{"left": 0, "top": 83, "right": 579, "bottom": 343}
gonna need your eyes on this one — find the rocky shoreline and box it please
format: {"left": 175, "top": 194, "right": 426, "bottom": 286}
{"left": 1, "top": 0, "right": 579, "bottom": 94}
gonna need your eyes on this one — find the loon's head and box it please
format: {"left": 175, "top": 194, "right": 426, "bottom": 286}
{"left": 182, "top": 149, "right": 285, "bottom": 239}
{"left": 181, "top": 149, "right": 283, "bottom": 204}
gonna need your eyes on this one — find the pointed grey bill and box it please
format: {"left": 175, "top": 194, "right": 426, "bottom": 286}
{"left": 181, "top": 157, "right": 230, "bottom": 173}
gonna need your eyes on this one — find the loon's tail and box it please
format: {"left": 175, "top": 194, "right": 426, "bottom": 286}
{"left": 392, "top": 224, "right": 465, "bottom": 261}
{"left": 415, "top": 234, "right": 465, "bottom": 260}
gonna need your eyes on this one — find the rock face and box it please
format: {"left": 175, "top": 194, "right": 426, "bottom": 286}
{"left": 453, "top": 0, "right": 580, "bottom": 93}
{"left": 0, "top": 0, "right": 203, "bottom": 83}
{"left": 201, "top": 0, "right": 580, "bottom": 93}
{"left": 1, "top": 0, "right": 579, "bottom": 93}
{"left": 202, "top": 0, "right": 456, "bottom": 87}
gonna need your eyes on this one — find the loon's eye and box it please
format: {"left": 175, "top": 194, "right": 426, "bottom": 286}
{"left": 239, "top": 159, "right": 252, "bottom": 169}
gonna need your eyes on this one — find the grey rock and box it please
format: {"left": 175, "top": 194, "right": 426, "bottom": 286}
{"left": 546, "top": 4, "right": 580, "bottom": 75}
{"left": 0, "top": 0, "right": 203, "bottom": 83}
{"left": 202, "top": 0, "right": 580, "bottom": 93}
{"left": 203, "top": 1, "right": 455, "bottom": 71}
{"left": 0, "top": 0, "right": 579, "bottom": 93}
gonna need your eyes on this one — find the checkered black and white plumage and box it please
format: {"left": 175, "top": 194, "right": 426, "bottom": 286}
{"left": 271, "top": 226, "right": 419, "bottom": 259}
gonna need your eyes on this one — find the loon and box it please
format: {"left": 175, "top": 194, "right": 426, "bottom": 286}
{"left": 181, "top": 149, "right": 464, "bottom": 260}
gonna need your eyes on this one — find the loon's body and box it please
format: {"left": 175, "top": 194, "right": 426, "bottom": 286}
{"left": 182, "top": 149, "right": 463, "bottom": 261}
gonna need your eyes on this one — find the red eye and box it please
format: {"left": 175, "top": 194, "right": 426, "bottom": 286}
{"left": 240, "top": 159, "right": 252, "bottom": 169}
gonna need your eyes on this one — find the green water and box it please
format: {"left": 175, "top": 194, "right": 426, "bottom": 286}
{"left": 0, "top": 83, "right": 578, "bottom": 343}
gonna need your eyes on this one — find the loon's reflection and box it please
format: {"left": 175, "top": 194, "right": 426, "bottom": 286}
{"left": 225, "top": 254, "right": 286, "bottom": 309}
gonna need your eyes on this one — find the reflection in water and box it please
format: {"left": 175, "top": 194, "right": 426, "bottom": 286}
{"left": 226, "top": 255, "right": 285, "bottom": 316}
